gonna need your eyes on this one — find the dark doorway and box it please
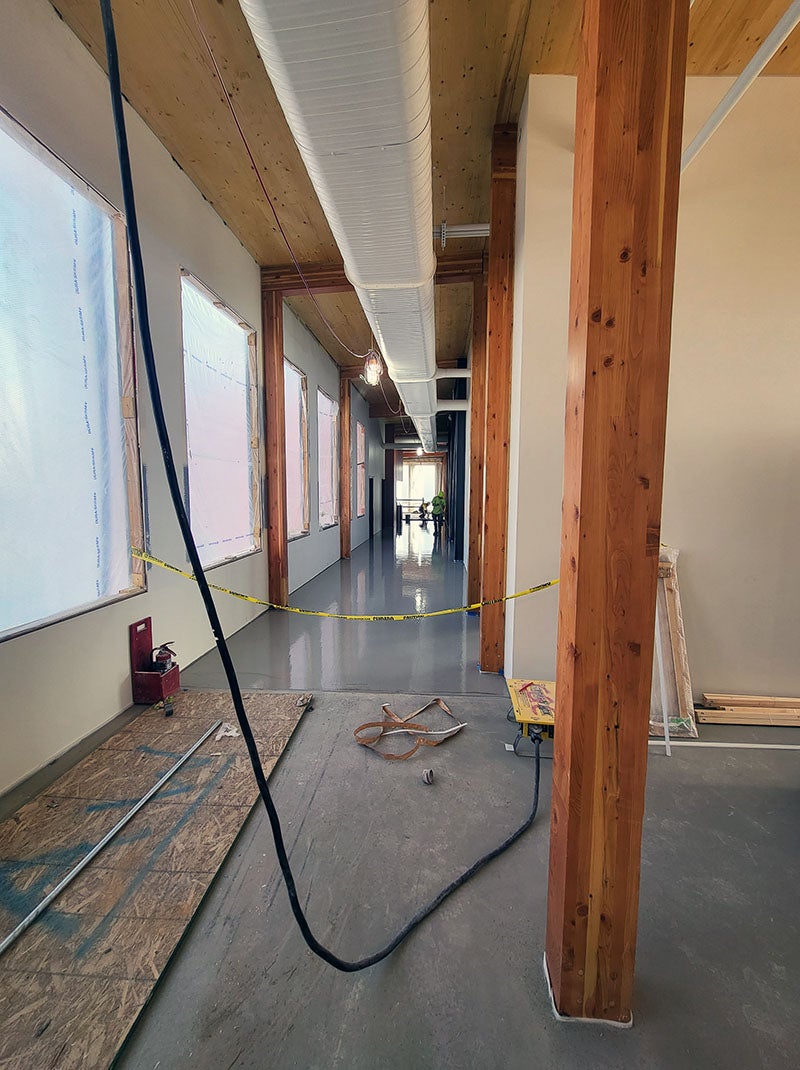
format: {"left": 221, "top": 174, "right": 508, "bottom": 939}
{"left": 368, "top": 477, "right": 374, "bottom": 535}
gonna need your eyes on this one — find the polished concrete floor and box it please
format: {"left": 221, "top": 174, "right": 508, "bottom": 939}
{"left": 114, "top": 690, "right": 800, "bottom": 1070}
{"left": 185, "top": 525, "right": 509, "bottom": 697}
{"left": 15, "top": 527, "right": 798, "bottom": 1068}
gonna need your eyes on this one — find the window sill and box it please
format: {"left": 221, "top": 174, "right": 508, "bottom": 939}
{"left": 1, "top": 584, "right": 146, "bottom": 645}
{"left": 201, "top": 546, "right": 262, "bottom": 573}
{"left": 319, "top": 522, "right": 339, "bottom": 532}
{"left": 288, "top": 531, "right": 310, "bottom": 544}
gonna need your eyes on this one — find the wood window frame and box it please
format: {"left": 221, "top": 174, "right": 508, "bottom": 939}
{"left": 356, "top": 420, "right": 366, "bottom": 519}
{"left": 283, "top": 357, "right": 310, "bottom": 541}
{"left": 316, "top": 386, "right": 339, "bottom": 530}
{"left": 179, "top": 270, "right": 262, "bottom": 570}
{"left": 0, "top": 108, "right": 145, "bottom": 643}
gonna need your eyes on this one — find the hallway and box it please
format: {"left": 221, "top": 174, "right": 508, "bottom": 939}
{"left": 184, "top": 525, "right": 509, "bottom": 698}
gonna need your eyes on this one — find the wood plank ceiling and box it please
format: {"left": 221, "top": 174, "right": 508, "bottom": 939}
{"left": 50, "top": 0, "right": 800, "bottom": 419}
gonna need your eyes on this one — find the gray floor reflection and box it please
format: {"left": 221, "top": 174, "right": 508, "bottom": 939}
{"left": 184, "top": 527, "right": 508, "bottom": 696}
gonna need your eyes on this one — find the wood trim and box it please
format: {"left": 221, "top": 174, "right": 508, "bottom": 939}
{"left": 339, "top": 376, "right": 352, "bottom": 559}
{"left": 261, "top": 253, "right": 486, "bottom": 296}
{"left": 696, "top": 706, "right": 800, "bottom": 726}
{"left": 113, "top": 215, "right": 146, "bottom": 590}
{"left": 479, "top": 125, "right": 517, "bottom": 671}
{"left": 467, "top": 275, "right": 488, "bottom": 608}
{"left": 545, "top": 0, "right": 690, "bottom": 1023}
{"left": 247, "top": 331, "right": 263, "bottom": 551}
{"left": 263, "top": 292, "right": 288, "bottom": 606}
{"left": 703, "top": 693, "right": 800, "bottom": 709}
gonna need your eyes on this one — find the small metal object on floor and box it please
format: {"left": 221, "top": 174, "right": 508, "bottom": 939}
{"left": 422, "top": 769, "right": 434, "bottom": 784}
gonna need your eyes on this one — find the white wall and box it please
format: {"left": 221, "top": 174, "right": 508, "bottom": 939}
{"left": 0, "top": 0, "right": 267, "bottom": 793}
{"left": 283, "top": 304, "right": 383, "bottom": 591}
{"left": 505, "top": 79, "right": 572, "bottom": 678}
{"left": 506, "top": 74, "right": 800, "bottom": 699}
{"left": 350, "top": 385, "right": 384, "bottom": 547}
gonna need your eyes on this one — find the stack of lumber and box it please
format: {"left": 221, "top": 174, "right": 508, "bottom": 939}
{"left": 696, "top": 694, "right": 800, "bottom": 726}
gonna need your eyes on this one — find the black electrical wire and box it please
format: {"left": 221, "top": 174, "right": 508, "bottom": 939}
{"left": 98, "top": 0, "right": 541, "bottom": 973}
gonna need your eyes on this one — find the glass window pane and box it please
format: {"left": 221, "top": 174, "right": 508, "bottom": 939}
{"left": 284, "top": 361, "right": 309, "bottom": 538}
{"left": 0, "top": 117, "right": 135, "bottom": 638}
{"left": 317, "top": 389, "right": 338, "bottom": 528}
{"left": 181, "top": 276, "right": 257, "bottom": 568}
{"left": 356, "top": 421, "right": 366, "bottom": 518}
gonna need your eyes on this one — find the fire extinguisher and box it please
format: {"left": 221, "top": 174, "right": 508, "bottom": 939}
{"left": 151, "top": 643, "right": 176, "bottom": 673}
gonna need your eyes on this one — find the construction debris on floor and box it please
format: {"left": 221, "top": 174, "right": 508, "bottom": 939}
{"left": 354, "top": 698, "right": 466, "bottom": 760}
{"left": 0, "top": 689, "right": 310, "bottom": 1070}
{"left": 650, "top": 547, "right": 697, "bottom": 738}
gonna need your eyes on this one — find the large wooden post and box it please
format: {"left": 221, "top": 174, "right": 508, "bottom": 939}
{"left": 545, "top": 0, "right": 689, "bottom": 1023}
{"left": 339, "top": 375, "right": 352, "bottom": 559}
{"left": 480, "top": 125, "right": 516, "bottom": 671}
{"left": 467, "top": 275, "right": 488, "bottom": 608}
{"left": 263, "top": 290, "right": 288, "bottom": 606}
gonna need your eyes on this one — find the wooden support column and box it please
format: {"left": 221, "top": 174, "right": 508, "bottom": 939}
{"left": 467, "top": 275, "right": 488, "bottom": 608}
{"left": 263, "top": 291, "right": 288, "bottom": 607}
{"left": 479, "top": 125, "right": 516, "bottom": 671}
{"left": 339, "top": 375, "right": 352, "bottom": 559}
{"left": 545, "top": 0, "right": 690, "bottom": 1023}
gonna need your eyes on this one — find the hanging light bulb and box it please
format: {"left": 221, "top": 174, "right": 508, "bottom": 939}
{"left": 416, "top": 447, "right": 423, "bottom": 456}
{"left": 362, "top": 348, "right": 384, "bottom": 387}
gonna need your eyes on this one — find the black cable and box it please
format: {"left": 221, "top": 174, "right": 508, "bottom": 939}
{"left": 98, "top": 0, "right": 541, "bottom": 972}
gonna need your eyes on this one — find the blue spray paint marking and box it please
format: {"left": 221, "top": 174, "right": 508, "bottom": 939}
{"left": 83, "top": 747, "right": 214, "bottom": 812}
{"left": 76, "top": 754, "right": 235, "bottom": 958}
{"left": 0, "top": 744, "right": 211, "bottom": 942}
{"left": 137, "top": 745, "right": 213, "bottom": 763}
{"left": 0, "top": 828, "right": 152, "bottom": 942}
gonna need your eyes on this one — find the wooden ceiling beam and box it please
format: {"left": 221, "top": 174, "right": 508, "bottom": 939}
{"left": 261, "top": 252, "right": 485, "bottom": 295}
{"left": 369, "top": 403, "right": 407, "bottom": 420}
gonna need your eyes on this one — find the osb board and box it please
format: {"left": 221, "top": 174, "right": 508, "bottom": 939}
{"left": 0, "top": 689, "right": 311, "bottom": 1070}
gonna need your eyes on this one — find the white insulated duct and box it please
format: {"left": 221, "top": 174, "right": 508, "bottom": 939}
{"left": 239, "top": 0, "right": 439, "bottom": 451}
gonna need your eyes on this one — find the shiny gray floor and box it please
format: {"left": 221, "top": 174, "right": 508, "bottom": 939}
{"left": 115, "top": 690, "right": 800, "bottom": 1070}
{"left": 112, "top": 530, "right": 800, "bottom": 1066}
{"left": 186, "top": 526, "right": 508, "bottom": 697}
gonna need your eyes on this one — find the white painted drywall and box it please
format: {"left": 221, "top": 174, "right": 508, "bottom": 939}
{"left": 506, "top": 74, "right": 800, "bottom": 699}
{"left": 505, "top": 79, "right": 572, "bottom": 678}
{"left": 350, "top": 385, "right": 384, "bottom": 547}
{"left": 0, "top": 0, "right": 267, "bottom": 792}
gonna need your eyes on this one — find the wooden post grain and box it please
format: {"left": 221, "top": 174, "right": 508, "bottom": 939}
{"left": 339, "top": 376, "right": 352, "bottom": 559}
{"left": 479, "top": 125, "right": 517, "bottom": 671}
{"left": 263, "top": 290, "right": 288, "bottom": 607}
{"left": 467, "top": 275, "right": 488, "bottom": 609}
{"left": 545, "top": 0, "right": 690, "bottom": 1022}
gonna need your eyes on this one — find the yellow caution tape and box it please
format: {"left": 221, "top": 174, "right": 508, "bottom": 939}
{"left": 132, "top": 548, "right": 559, "bottom": 622}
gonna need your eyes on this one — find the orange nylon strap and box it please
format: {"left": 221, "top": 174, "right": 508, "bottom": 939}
{"left": 353, "top": 699, "right": 465, "bottom": 761}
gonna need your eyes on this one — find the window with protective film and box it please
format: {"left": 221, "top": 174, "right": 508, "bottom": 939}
{"left": 0, "top": 110, "right": 144, "bottom": 641}
{"left": 356, "top": 421, "right": 366, "bottom": 518}
{"left": 317, "top": 388, "right": 339, "bottom": 528}
{"left": 180, "top": 274, "right": 261, "bottom": 568}
{"left": 284, "top": 359, "right": 309, "bottom": 538}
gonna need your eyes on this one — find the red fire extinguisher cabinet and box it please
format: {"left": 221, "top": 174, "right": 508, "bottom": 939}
{"left": 129, "top": 617, "right": 180, "bottom": 704}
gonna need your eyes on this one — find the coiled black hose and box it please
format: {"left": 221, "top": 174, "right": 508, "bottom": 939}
{"left": 98, "top": 0, "right": 542, "bottom": 972}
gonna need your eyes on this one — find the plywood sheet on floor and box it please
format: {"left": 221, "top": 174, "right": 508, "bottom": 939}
{"left": 0, "top": 689, "right": 310, "bottom": 1070}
